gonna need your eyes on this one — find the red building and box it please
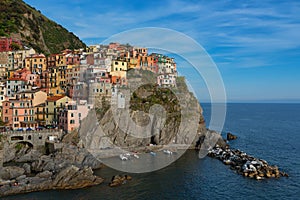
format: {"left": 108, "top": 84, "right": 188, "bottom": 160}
{"left": 0, "top": 37, "right": 22, "bottom": 52}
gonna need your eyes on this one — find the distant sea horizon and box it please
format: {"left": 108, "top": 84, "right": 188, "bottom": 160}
{"left": 201, "top": 100, "right": 300, "bottom": 104}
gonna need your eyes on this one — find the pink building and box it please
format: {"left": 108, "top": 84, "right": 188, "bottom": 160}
{"left": 66, "top": 54, "right": 81, "bottom": 65}
{"left": 58, "top": 100, "right": 92, "bottom": 133}
{"left": 26, "top": 74, "right": 41, "bottom": 88}
{"left": 13, "top": 68, "right": 31, "bottom": 80}
{"left": 2, "top": 100, "right": 13, "bottom": 127}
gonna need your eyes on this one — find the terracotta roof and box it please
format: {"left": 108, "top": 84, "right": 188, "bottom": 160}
{"left": 8, "top": 78, "right": 26, "bottom": 81}
{"left": 47, "top": 95, "right": 66, "bottom": 102}
{"left": 15, "top": 68, "right": 30, "bottom": 73}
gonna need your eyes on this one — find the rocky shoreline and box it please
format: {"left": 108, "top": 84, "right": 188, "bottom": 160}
{"left": 208, "top": 145, "right": 289, "bottom": 180}
{"left": 0, "top": 165, "right": 103, "bottom": 197}
{"left": 0, "top": 142, "right": 103, "bottom": 197}
{"left": 0, "top": 129, "right": 289, "bottom": 198}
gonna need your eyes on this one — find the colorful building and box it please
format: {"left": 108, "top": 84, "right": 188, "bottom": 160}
{"left": 2, "top": 98, "right": 37, "bottom": 130}
{"left": 25, "top": 54, "right": 47, "bottom": 74}
{"left": 47, "top": 54, "right": 67, "bottom": 68}
{"left": 157, "top": 74, "right": 177, "bottom": 87}
{"left": 6, "top": 78, "right": 30, "bottom": 97}
{"left": 58, "top": 100, "right": 92, "bottom": 133}
{"left": 0, "top": 37, "right": 22, "bottom": 52}
{"left": 45, "top": 95, "right": 71, "bottom": 126}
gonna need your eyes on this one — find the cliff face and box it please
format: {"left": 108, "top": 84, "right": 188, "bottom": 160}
{"left": 79, "top": 72, "right": 209, "bottom": 155}
{"left": 0, "top": 0, "right": 86, "bottom": 53}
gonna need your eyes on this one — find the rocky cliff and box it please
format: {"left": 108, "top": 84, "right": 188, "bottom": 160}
{"left": 0, "top": 0, "right": 86, "bottom": 53}
{"left": 79, "top": 70, "right": 225, "bottom": 156}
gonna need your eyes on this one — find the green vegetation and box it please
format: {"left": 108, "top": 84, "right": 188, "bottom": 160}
{"left": 15, "top": 143, "right": 23, "bottom": 152}
{"left": 0, "top": 0, "right": 86, "bottom": 54}
{"left": 130, "top": 84, "right": 181, "bottom": 124}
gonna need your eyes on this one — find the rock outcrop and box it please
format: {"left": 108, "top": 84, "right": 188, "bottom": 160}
{"left": 0, "top": 165, "right": 103, "bottom": 197}
{"left": 0, "top": 143, "right": 103, "bottom": 197}
{"left": 0, "top": 166, "right": 25, "bottom": 180}
{"left": 227, "top": 132, "right": 237, "bottom": 140}
{"left": 109, "top": 175, "right": 132, "bottom": 187}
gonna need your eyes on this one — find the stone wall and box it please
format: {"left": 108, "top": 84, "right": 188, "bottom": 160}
{"left": 0, "top": 129, "right": 63, "bottom": 168}
{"left": 1, "top": 129, "right": 63, "bottom": 149}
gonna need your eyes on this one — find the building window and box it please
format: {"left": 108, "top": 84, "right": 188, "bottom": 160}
{"left": 70, "top": 120, "right": 75, "bottom": 124}
{"left": 71, "top": 113, "right": 74, "bottom": 117}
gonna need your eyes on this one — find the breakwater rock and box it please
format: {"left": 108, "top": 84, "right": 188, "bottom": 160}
{"left": 208, "top": 146, "right": 289, "bottom": 180}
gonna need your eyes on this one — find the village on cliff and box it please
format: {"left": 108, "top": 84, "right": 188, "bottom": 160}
{"left": 0, "top": 37, "right": 178, "bottom": 133}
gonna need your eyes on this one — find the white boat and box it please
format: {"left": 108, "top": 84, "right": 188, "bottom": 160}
{"left": 163, "top": 149, "right": 173, "bottom": 154}
{"left": 150, "top": 151, "right": 156, "bottom": 156}
{"left": 133, "top": 154, "right": 139, "bottom": 159}
{"left": 119, "top": 154, "right": 128, "bottom": 161}
{"left": 125, "top": 153, "right": 131, "bottom": 157}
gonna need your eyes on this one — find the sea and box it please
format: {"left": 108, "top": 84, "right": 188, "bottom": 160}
{"left": 2, "top": 103, "right": 300, "bottom": 200}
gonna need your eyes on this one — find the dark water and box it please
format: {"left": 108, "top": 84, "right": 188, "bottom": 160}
{"left": 2, "top": 103, "right": 300, "bottom": 200}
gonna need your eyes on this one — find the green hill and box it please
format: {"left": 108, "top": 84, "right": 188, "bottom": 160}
{"left": 0, "top": 0, "right": 86, "bottom": 54}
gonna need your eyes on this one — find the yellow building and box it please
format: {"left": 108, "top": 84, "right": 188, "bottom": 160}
{"left": 35, "top": 102, "right": 46, "bottom": 126}
{"left": 24, "top": 54, "right": 47, "bottom": 74}
{"left": 127, "top": 57, "right": 138, "bottom": 69}
{"left": 111, "top": 59, "right": 128, "bottom": 72}
{"left": 17, "top": 90, "right": 47, "bottom": 107}
{"left": 110, "top": 59, "right": 128, "bottom": 78}
{"left": 48, "top": 67, "right": 64, "bottom": 95}
{"left": 47, "top": 54, "right": 67, "bottom": 67}
{"left": 45, "top": 95, "right": 71, "bottom": 125}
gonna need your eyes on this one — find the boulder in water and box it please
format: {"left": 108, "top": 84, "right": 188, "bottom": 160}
{"left": 109, "top": 175, "right": 132, "bottom": 187}
{"left": 227, "top": 132, "right": 237, "bottom": 140}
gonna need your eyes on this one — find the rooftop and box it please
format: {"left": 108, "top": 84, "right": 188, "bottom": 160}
{"left": 47, "top": 95, "right": 66, "bottom": 102}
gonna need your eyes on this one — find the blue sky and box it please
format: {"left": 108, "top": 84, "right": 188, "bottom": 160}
{"left": 24, "top": 0, "right": 300, "bottom": 102}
